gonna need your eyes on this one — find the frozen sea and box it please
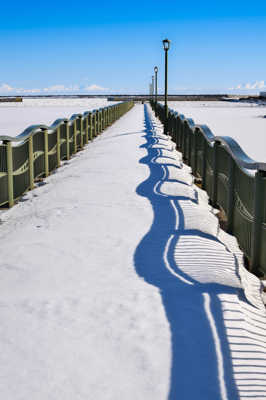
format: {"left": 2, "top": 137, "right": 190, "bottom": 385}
{"left": 0, "top": 97, "right": 116, "bottom": 138}
{"left": 166, "top": 101, "right": 266, "bottom": 162}
{"left": 1, "top": 98, "right": 266, "bottom": 162}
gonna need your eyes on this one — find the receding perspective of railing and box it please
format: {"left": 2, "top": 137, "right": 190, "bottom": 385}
{"left": 150, "top": 100, "right": 266, "bottom": 278}
{"left": 0, "top": 101, "right": 134, "bottom": 209}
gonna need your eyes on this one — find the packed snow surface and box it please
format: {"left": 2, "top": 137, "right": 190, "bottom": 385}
{"left": 0, "top": 104, "right": 266, "bottom": 399}
{"left": 0, "top": 98, "right": 116, "bottom": 137}
{"left": 166, "top": 101, "right": 266, "bottom": 162}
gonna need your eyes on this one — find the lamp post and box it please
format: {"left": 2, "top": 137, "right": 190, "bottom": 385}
{"left": 151, "top": 75, "right": 154, "bottom": 102}
{"left": 154, "top": 66, "right": 158, "bottom": 106}
{"left": 163, "top": 38, "right": 170, "bottom": 135}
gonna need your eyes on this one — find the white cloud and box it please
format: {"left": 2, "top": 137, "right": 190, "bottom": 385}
{"left": 22, "top": 88, "right": 41, "bottom": 93}
{"left": 0, "top": 83, "right": 14, "bottom": 92}
{"left": 83, "top": 84, "right": 108, "bottom": 92}
{"left": 230, "top": 80, "right": 266, "bottom": 91}
{"left": 0, "top": 82, "right": 109, "bottom": 94}
{"left": 0, "top": 83, "right": 41, "bottom": 94}
{"left": 43, "top": 84, "right": 80, "bottom": 92}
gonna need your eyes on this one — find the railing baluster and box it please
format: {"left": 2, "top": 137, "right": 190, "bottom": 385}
{"left": 227, "top": 157, "right": 235, "bottom": 234}
{"left": 42, "top": 128, "right": 49, "bottom": 177}
{"left": 251, "top": 170, "right": 266, "bottom": 275}
{"left": 57, "top": 127, "right": 61, "bottom": 168}
{"left": 28, "top": 136, "right": 34, "bottom": 190}
{"left": 4, "top": 141, "right": 14, "bottom": 207}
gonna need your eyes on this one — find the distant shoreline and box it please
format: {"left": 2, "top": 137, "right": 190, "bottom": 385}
{"left": 0, "top": 94, "right": 265, "bottom": 103}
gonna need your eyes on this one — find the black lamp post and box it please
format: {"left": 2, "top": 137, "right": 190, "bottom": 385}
{"left": 163, "top": 38, "right": 170, "bottom": 135}
{"left": 154, "top": 66, "right": 158, "bottom": 106}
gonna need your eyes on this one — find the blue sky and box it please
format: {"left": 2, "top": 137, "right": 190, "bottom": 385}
{"left": 1, "top": 0, "right": 266, "bottom": 94}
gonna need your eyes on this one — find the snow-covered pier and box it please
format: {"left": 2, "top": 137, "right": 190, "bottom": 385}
{"left": 0, "top": 104, "right": 266, "bottom": 399}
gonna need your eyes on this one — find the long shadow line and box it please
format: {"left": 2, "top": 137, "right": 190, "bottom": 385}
{"left": 134, "top": 104, "right": 240, "bottom": 399}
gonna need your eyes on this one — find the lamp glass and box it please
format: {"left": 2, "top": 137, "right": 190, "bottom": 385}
{"left": 163, "top": 39, "right": 170, "bottom": 50}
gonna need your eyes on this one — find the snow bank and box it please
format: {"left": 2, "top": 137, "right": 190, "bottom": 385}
{"left": 0, "top": 98, "right": 117, "bottom": 137}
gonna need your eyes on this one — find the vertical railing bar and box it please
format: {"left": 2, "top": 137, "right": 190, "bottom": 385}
{"left": 42, "top": 128, "right": 49, "bottom": 177}
{"left": 28, "top": 135, "right": 34, "bottom": 190}
{"left": 85, "top": 115, "right": 89, "bottom": 144}
{"left": 56, "top": 127, "right": 61, "bottom": 168}
{"left": 64, "top": 120, "right": 70, "bottom": 160}
{"left": 227, "top": 156, "right": 235, "bottom": 234}
{"left": 4, "top": 140, "right": 14, "bottom": 207}
{"left": 251, "top": 169, "right": 266, "bottom": 276}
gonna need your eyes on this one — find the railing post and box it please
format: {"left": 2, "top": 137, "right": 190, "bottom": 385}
{"left": 212, "top": 140, "right": 220, "bottom": 207}
{"left": 64, "top": 120, "right": 70, "bottom": 160}
{"left": 181, "top": 122, "right": 186, "bottom": 153}
{"left": 174, "top": 116, "right": 178, "bottom": 146}
{"left": 175, "top": 118, "right": 180, "bottom": 148}
{"left": 99, "top": 110, "right": 102, "bottom": 133}
{"left": 187, "top": 126, "right": 191, "bottom": 164}
{"left": 104, "top": 109, "right": 107, "bottom": 129}
{"left": 93, "top": 112, "right": 97, "bottom": 137}
{"left": 85, "top": 115, "right": 89, "bottom": 144}
{"left": 251, "top": 169, "right": 266, "bottom": 276}
{"left": 96, "top": 111, "right": 99, "bottom": 135}
{"left": 79, "top": 116, "right": 84, "bottom": 148}
{"left": 193, "top": 129, "right": 198, "bottom": 176}
{"left": 202, "top": 140, "right": 207, "bottom": 190}
{"left": 4, "top": 141, "right": 14, "bottom": 207}
{"left": 171, "top": 115, "right": 175, "bottom": 138}
{"left": 98, "top": 110, "right": 101, "bottom": 133}
{"left": 73, "top": 119, "right": 77, "bottom": 153}
{"left": 227, "top": 157, "right": 235, "bottom": 234}
{"left": 88, "top": 113, "right": 93, "bottom": 140}
{"left": 28, "top": 135, "right": 34, "bottom": 190}
{"left": 100, "top": 110, "right": 103, "bottom": 132}
{"left": 56, "top": 127, "right": 61, "bottom": 168}
{"left": 42, "top": 128, "right": 49, "bottom": 177}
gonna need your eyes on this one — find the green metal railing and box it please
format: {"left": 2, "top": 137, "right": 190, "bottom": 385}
{"left": 151, "top": 100, "right": 266, "bottom": 277}
{"left": 0, "top": 101, "right": 134, "bottom": 209}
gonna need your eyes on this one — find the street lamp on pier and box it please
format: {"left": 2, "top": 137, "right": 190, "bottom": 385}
{"left": 163, "top": 38, "right": 170, "bottom": 135}
{"left": 154, "top": 66, "right": 158, "bottom": 106}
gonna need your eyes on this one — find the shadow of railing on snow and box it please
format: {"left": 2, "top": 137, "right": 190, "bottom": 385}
{"left": 134, "top": 104, "right": 240, "bottom": 399}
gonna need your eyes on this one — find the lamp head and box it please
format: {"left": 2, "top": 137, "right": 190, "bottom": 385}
{"left": 154, "top": 66, "right": 158, "bottom": 73}
{"left": 162, "top": 39, "right": 170, "bottom": 50}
